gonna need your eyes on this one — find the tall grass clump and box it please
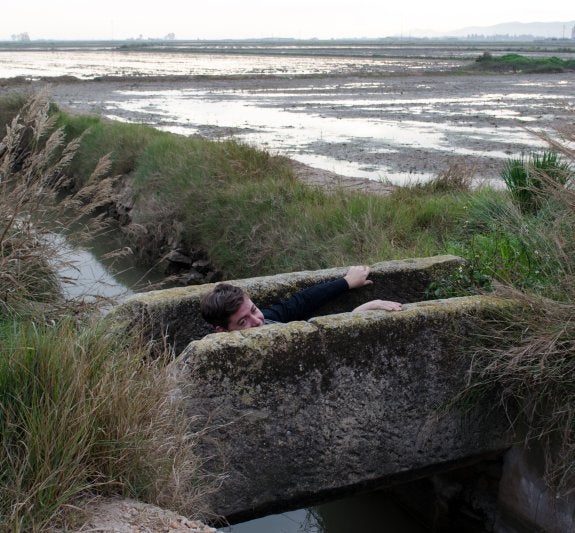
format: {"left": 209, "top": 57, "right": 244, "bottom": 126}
{"left": 501, "top": 150, "right": 573, "bottom": 214}
{"left": 458, "top": 128, "right": 575, "bottom": 495}
{"left": 0, "top": 93, "right": 216, "bottom": 530}
{"left": 443, "top": 148, "right": 574, "bottom": 297}
{"left": 0, "top": 319, "right": 213, "bottom": 531}
{"left": 465, "top": 292, "right": 575, "bottom": 493}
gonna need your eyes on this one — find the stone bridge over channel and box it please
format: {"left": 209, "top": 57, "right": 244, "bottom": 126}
{"left": 116, "top": 256, "right": 520, "bottom": 523}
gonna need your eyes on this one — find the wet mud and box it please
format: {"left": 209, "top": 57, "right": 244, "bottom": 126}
{"left": 3, "top": 70, "right": 574, "bottom": 186}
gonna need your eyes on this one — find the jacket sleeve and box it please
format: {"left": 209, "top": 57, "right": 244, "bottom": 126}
{"left": 262, "top": 278, "right": 349, "bottom": 323}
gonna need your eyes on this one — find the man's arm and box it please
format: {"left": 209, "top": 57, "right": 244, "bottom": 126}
{"left": 262, "top": 278, "right": 349, "bottom": 323}
{"left": 352, "top": 300, "right": 402, "bottom": 312}
{"left": 261, "top": 266, "right": 402, "bottom": 323}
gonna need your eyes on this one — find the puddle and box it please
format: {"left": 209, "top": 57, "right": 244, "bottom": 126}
{"left": 96, "top": 86, "right": 552, "bottom": 183}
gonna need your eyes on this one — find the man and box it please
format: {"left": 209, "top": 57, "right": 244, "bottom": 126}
{"left": 200, "top": 265, "right": 402, "bottom": 332}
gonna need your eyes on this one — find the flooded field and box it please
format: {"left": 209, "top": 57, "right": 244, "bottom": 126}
{"left": 1, "top": 40, "right": 573, "bottom": 184}
{"left": 2, "top": 41, "right": 573, "bottom": 532}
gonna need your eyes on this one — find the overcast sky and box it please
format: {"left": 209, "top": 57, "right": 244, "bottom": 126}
{"left": 1, "top": 0, "right": 573, "bottom": 40}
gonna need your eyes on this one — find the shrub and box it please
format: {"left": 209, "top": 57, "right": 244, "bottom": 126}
{"left": 470, "top": 53, "right": 575, "bottom": 73}
{"left": 501, "top": 150, "right": 573, "bottom": 214}
{"left": 459, "top": 126, "right": 575, "bottom": 495}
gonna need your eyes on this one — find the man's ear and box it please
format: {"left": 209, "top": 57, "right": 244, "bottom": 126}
{"left": 215, "top": 325, "right": 228, "bottom": 333}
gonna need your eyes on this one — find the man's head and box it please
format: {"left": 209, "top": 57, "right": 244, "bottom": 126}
{"left": 200, "top": 283, "right": 265, "bottom": 332}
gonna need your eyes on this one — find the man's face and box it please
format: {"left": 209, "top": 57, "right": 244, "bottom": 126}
{"left": 216, "top": 296, "right": 265, "bottom": 332}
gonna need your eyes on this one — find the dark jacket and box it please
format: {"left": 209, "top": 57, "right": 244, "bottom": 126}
{"left": 262, "top": 278, "right": 349, "bottom": 324}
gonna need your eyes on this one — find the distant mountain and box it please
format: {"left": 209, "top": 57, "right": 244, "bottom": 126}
{"left": 407, "top": 21, "right": 575, "bottom": 39}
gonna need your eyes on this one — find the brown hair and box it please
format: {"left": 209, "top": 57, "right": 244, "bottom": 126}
{"left": 200, "top": 283, "right": 247, "bottom": 329}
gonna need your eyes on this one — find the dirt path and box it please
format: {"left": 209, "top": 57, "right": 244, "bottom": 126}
{"left": 289, "top": 160, "right": 395, "bottom": 194}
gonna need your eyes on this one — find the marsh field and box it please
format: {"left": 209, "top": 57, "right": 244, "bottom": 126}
{"left": 1, "top": 39, "right": 575, "bottom": 532}
{"left": 1, "top": 39, "right": 574, "bottom": 186}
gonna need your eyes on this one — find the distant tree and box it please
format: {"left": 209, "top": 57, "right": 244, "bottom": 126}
{"left": 164, "top": 33, "right": 176, "bottom": 40}
{"left": 11, "top": 32, "right": 30, "bottom": 42}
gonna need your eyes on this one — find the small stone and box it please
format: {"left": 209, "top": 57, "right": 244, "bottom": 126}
{"left": 204, "top": 270, "right": 223, "bottom": 283}
{"left": 192, "top": 259, "right": 211, "bottom": 273}
{"left": 165, "top": 250, "right": 193, "bottom": 265}
{"left": 180, "top": 269, "right": 205, "bottom": 285}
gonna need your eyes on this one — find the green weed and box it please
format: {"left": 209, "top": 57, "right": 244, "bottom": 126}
{"left": 472, "top": 53, "right": 575, "bottom": 73}
{"left": 501, "top": 151, "right": 573, "bottom": 214}
{"left": 457, "top": 128, "right": 575, "bottom": 495}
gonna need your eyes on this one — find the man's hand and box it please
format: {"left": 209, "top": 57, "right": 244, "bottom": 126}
{"left": 344, "top": 265, "right": 373, "bottom": 289}
{"left": 352, "top": 300, "right": 403, "bottom": 313}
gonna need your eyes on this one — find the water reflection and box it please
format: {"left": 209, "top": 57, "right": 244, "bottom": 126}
{"left": 98, "top": 86, "right": 548, "bottom": 183}
{"left": 49, "top": 234, "right": 132, "bottom": 302}
{"left": 0, "top": 50, "right": 464, "bottom": 79}
{"left": 49, "top": 229, "right": 167, "bottom": 304}
{"left": 223, "top": 490, "right": 427, "bottom": 533}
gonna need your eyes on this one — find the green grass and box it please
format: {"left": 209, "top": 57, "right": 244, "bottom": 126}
{"left": 501, "top": 151, "right": 573, "bottom": 214}
{"left": 57, "top": 113, "right": 160, "bottom": 181}
{"left": 121, "top": 129, "right": 474, "bottom": 277}
{"left": 448, "top": 131, "right": 575, "bottom": 494}
{"left": 470, "top": 52, "right": 575, "bottom": 73}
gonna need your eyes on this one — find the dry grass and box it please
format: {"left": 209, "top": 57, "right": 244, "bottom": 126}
{"left": 0, "top": 319, "right": 218, "bottom": 532}
{"left": 463, "top": 124, "right": 575, "bottom": 496}
{"left": 0, "top": 93, "right": 219, "bottom": 531}
{"left": 415, "top": 161, "right": 475, "bottom": 193}
{"left": 0, "top": 92, "right": 115, "bottom": 318}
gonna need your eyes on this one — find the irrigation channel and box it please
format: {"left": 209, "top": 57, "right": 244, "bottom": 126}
{"left": 57, "top": 231, "right": 436, "bottom": 532}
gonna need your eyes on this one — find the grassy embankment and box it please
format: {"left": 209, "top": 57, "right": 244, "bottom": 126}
{"left": 58, "top": 108, "right": 477, "bottom": 278}
{"left": 1, "top": 90, "right": 574, "bottom": 528}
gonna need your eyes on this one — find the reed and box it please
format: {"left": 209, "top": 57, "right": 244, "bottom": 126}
{"left": 0, "top": 94, "right": 217, "bottom": 530}
{"left": 0, "top": 318, "right": 215, "bottom": 531}
{"left": 0, "top": 92, "right": 113, "bottom": 318}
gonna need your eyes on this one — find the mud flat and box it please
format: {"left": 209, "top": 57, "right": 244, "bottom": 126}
{"left": 2, "top": 68, "right": 574, "bottom": 186}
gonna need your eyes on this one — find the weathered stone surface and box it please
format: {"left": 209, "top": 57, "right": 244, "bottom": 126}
{"left": 111, "top": 255, "right": 465, "bottom": 356}
{"left": 174, "top": 294, "right": 518, "bottom": 522}
{"left": 495, "top": 444, "right": 575, "bottom": 533}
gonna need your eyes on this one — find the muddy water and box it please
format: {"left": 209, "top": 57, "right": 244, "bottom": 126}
{"left": 40, "top": 72, "right": 572, "bottom": 185}
{"left": 51, "top": 229, "right": 167, "bottom": 304}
